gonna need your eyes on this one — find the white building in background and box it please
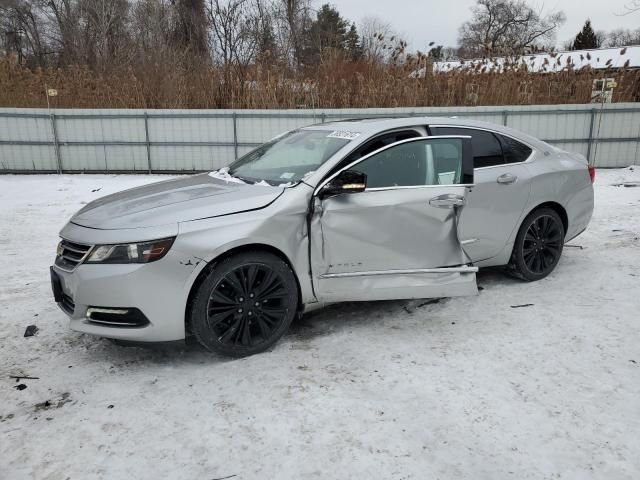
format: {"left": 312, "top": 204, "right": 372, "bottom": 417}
{"left": 432, "top": 46, "right": 640, "bottom": 73}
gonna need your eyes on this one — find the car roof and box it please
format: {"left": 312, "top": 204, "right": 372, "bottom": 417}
{"left": 304, "top": 116, "right": 552, "bottom": 151}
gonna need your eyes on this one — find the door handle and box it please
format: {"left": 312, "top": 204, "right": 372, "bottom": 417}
{"left": 497, "top": 173, "right": 518, "bottom": 185}
{"left": 429, "top": 194, "right": 466, "bottom": 209}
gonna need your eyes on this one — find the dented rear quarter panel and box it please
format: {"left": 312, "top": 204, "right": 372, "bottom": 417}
{"left": 523, "top": 151, "right": 594, "bottom": 241}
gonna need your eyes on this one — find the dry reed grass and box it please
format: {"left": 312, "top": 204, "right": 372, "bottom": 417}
{"left": 1, "top": 57, "right": 639, "bottom": 109}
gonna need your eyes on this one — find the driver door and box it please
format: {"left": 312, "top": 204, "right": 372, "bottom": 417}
{"left": 310, "top": 136, "right": 478, "bottom": 302}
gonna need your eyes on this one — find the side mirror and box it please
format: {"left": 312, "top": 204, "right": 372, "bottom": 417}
{"left": 320, "top": 170, "right": 367, "bottom": 197}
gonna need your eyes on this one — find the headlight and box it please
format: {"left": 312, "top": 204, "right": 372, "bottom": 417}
{"left": 85, "top": 238, "right": 175, "bottom": 264}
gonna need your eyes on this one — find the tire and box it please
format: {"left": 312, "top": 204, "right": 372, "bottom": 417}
{"left": 190, "top": 251, "right": 299, "bottom": 357}
{"left": 509, "top": 207, "right": 565, "bottom": 282}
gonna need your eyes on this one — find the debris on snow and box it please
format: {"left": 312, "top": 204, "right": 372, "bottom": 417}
{"left": 417, "top": 299, "right": 441, "bottom": 308}
{"left": 34, "top": 393, "right": 71, "bottom": 412}
{"left": 23, "top": 325, "right": 38, "bottom": 337}
{"left": 510, "top": 304, "right": 534, "bottom": 309}
{"left": 13, "top": 384, "right": 27, "bottom": 391}
{"left": 611, "top": 181, "right": 640, "bottom": 188}
{"left": 9, "top": 375, "right": 39, "bottom": 381}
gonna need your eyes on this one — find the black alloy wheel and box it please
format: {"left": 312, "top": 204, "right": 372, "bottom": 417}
{"left": 509, "top": 207, "right": 565, "bottom": 282}
{"left": 190, "top": 251, "right": 299, "bottom": 357}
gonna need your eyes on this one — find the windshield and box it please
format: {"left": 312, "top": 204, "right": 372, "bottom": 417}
{"left": 228, "top": 129, "right": 351, "bottom": 184}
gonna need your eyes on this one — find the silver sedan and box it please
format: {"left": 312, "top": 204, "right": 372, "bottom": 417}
{"left": 51, "top": 117, "right": 594, "bottom": 356}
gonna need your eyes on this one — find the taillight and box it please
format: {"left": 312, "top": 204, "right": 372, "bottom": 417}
{"left": 588, "top": 165, "right": 595, "bottom": 184}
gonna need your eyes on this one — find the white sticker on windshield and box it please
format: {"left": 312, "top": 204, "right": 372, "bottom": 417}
{"left": 327, "top": 130, "right": 361, "bottom": 140}
{"left": 280, "top": 172, "right": 295, "bottom": 179}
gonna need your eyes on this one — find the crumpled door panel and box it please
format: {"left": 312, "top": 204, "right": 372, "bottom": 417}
{"left": 311, "top": 186, "right": 476, "bottom": 302}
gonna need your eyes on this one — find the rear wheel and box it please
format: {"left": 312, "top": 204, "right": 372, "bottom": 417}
{"left": 190, "top": 251, "right": 299, "bottom": 357}
{"left": 509, "top": 207, "right": 565, "bottom": 282}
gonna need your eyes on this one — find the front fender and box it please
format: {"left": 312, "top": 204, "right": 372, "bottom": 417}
{"left": 176, "top": 205, "right": 315, "bottom": 307}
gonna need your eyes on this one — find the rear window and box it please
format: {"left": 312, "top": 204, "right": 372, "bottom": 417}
{"left": 499, "top": 135, "right": 533, "bottom": 163}
{"left": 431, "top": 127, "right": 503, "bottom": 168}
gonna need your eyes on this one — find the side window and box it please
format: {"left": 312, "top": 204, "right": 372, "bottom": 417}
{"left": 431, "top": 127, "right": 504, "bottom": 168}
{"left": 498, "top": 134, "right": 533, "bottom": 163}
{"left": 343, "top": 130, "right": 422, "bottom": 164}
{"left": 352, "top": 138, "right": 465, "bottom": 189}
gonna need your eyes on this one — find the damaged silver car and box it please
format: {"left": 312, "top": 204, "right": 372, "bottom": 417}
{"left": 51, "top": 117, "right": 594, "bottom": 356}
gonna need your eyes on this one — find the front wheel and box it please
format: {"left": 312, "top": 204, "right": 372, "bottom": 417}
{"left": 190, "top": 251, "right": 299, "bottom": 357}
{"left": 509, "top": 207, "right": 565, "bottom": 282}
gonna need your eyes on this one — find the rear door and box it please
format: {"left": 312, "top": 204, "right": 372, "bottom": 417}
{"left": 430, "top": 126, "right": 533, "bottom": 262}
{"left": 310, "top": 136, "right": 478, "bottom": 302}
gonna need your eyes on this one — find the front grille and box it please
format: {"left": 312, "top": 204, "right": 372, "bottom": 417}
{"left": 55, "top": 239, "right": 92, "bottom": 271}
{"left": 60, "top": 294, "right": 75, "bottom": 315}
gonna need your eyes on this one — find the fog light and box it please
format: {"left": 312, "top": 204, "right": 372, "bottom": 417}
{"left": 86, "top": 307, "right": 150, "bottom": 328}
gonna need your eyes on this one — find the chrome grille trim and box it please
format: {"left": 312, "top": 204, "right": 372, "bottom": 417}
{"left": 87, "top": 318, "right": 140, "bottom": 327}
{"left": 61, "top": 244, "right": 87, "bottom": 255}
{"left": 55, "top": 239, "right": 93, "bottom": 272}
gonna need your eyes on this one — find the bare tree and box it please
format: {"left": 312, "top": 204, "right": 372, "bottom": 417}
{"left": 359, "top": 15, "right": 406, "bottom": 64}
{"left": 84, "top": 0, "right": 131, "bottom": 68}
{"left": 458, "top": 0, "right": 565, "bottom": 57}
{"left": 426, "top": 44, "right": 459, "bottom": 62}
{"left": 603, "top": 27, "right": 640, "bottom": 47}
{"left": 0, "top": 0, "right": 48, "bottom": 65}
{"left": 359, "top": 16, "right": 390, "bottom": 62}
{"left": 172, "top": 0, "right": 208, "bottom": 56}
{"left": 28, "top": 0, "right": 129, "bottom": 67}
{"left": 42, "top": 0, "right": 85, "bottom": 64}
{"left": 208, "top": 0, "right": 257, "bottom": 66}
{"left": 130, "top": 0, "right": 173, "bottom": 58}
{"left": 271, "top": 0, "right": 311, "bottom": 67}
{"left": 245, "top": 0, "right": 278, "bottom": 64}
{"left": 621, "top": 0, "right": 640, "bottom": 14}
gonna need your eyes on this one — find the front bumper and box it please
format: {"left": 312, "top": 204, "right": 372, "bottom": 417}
{"left": 51, "top": 248, "right": 198, "bottom": 342}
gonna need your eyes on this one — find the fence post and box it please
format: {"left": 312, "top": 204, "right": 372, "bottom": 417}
{"left": 144, "top": 112, "right": 152, "bottom": 173}
{"left": 586, "top": 108, "right": 596, "bottom": 164}
{"left": 232, "top": 113, "right": 239, "bottom": 160}
{"left": 502, "top": 110, "right": 508, "bottom": 126}
{"left": 321, "top": 113, "right": 326, "bottom": 123}
{"left": 50, "top": 113, "right": 62, "bottom": 174}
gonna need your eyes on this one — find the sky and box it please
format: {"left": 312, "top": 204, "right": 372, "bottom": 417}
{"left": 329, "top": 0, "right": 640, "bottom": 51}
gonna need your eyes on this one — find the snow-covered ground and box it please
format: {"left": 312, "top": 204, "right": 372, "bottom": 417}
{"left": 1, "top": 169, "right": 639, "bottom": 480}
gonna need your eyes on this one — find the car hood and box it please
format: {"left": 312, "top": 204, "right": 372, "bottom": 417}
{"left": 70, "top": 174, "right": 284, "bottom": 230}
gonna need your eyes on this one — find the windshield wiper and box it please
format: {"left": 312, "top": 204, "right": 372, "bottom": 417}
{"left": 230, "top": 173, "right": 257, "bottom": 184}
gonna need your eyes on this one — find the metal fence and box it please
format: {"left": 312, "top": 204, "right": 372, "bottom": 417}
{"left": 1, "top": 103, "right": 639, "bottom": 173}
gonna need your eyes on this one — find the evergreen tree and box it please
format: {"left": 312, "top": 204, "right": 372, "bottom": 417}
{"left": 345, "top": 23, "right": 363, "bottom": 60}
{"left": 428, "top": 45, "right": 444, "bottom": 61}
{"left": 302, "top": 4, "right": 361, "bottom": 64}
{"left": 571, "top": 20, "right": 600, "bottom": 50}
{"left": 256, "top": 18, "right": 278, "bottom": 63}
